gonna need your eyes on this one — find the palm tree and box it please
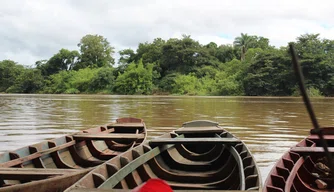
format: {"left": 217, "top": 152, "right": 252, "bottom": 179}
{"left": 233, "top": 33, "right": 256, "bottom": 61}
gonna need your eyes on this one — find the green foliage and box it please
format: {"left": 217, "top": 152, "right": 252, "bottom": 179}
{"left": 243, "top": 49, "right": 293, "bottom": 96}
{"left": 114, "top": 60, "right": 153, "bottom": 95}
{"left": 215, "top": 59, "right": 246, "bottom": 95}
{"left": 44, "top": 68, "right": 99, "bottom": 94}
{"left": 64, "top": 88, "right": 80, "bottom": 94}
{"left": 76, "top": 34, "right": 115, "bottom": 69}
{"left": 44, "top": 70, "right": 75, "bottom": 93}
{"left": 136, "top": 38, "right": 165, "bottom": 64}
{"left": 216, "top": 45, "right": 238, "bottom": 63}
{"left": 159, "top": 35, "right": 220, "bottom": 76}
{"left": 196, "top": 65, "right": 219, "bottom": 78}
{"left": 157, "top": 73, "right": 178, "bottom": 93}
{"left": 119, "top": 48, "right": 136, "bottom": 65}
{"left": 70, "top": 68, "right": 99, "bottom": 92}
{"left": 89, "top": 67, "right": 115, "bottom": 93}
{"left": 7, "top": 68, "right": 44, "bottom": 93}
{"left": 37, "top": 49, "right": 80, "bottom": 76}
{"left": 0, "top": 60, "right": 24, "bottom": 92}
{"left": 4, "top": 32, "right": 334, "bottom": 97}
{"left": 292, "top": 86, "right": 323, "bottom": 97}
{"left": 171, "top": 73, "right": 204, "bottom": 95}
{"left": 199, "top": 76, "right": 218, "bottom": 95}
{"left": 233, "top": 33, "right": 271, "bottom": 61}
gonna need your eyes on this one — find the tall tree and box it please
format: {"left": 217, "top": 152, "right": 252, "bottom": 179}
{"left": 233, "top": 33, "right": 256, "bottom": 61}
{"left": 135, "top": 38, "right": 165, "bottom": 64}
{"left": 243, "top": 49, "right": 293, "bottom": 96}
{"left": 216, "top": 44, "right": 238, "bottom": 63}
{"left": 119, "top": 48, "right": 136, "bottom": 65}
{"left": 76, "top": 34, "right": 115, "bottom": 69}
{"left": 160, "top": 35, "right": 219, "bottom": 76}
{"left": 293, "top": 34, "right": 334, "bottom": 95}
{"left": 37, "top": 49, "right": 80, "bottom": 76}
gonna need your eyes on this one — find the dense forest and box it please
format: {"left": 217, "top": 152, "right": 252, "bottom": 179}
{"left": 1, "top": 33, "right": 334, "bottom": 96}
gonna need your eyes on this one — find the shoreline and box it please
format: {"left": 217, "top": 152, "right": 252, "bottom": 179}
{"left": 0, "top": 93, "right": 330, "bottom": 99}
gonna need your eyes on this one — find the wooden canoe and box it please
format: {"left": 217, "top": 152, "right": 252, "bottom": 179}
{"left": 0, "top": 117, "right": 147, "bottom": 192}
{"left": 65, "top": 120, "right": 262, "bottom": 192}
{"left": 264, "top": 127, "right": 334, "bottom": 192}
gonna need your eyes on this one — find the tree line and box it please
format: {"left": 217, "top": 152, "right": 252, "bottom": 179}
{"left": 1, "top": 33, "right": 333, "bottom": 96}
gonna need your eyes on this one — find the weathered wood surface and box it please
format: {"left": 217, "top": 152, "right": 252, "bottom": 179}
{"left": 73, "top": 133, "right": 145, "bottom": 141}
{"left": 0, "top": 167, "right": 87, "bottom": 180}
{"left": 99, "top": 144, "right": 174, "bottom": 189}
{"left": 307, "top": 135, "right": 334, "bottom": 140}
{"left": 310, "top": 127, "right": 334, "bottom": 135}
{"left": 0, "top": 117, "right": 147, "bottom": 192}
{"left": 0, "top": 141, "right": 76, "bottom": 167}
{"left": 182, "top": 120, "right": 219, "bottom": 127}
{"left": 64, "top": 120, "right": 261, "bottom": 192}
{"left": 228, "top": 146, "right": 245, "bottom": 190}
{"left": 107, "top": 123, "right": 144, "bottom": 128}
{"left": 0, "top": 170, "right": 89, "bottom": 192}
{"left": 290, "top": 146, "right": 334, "bottom": 154}
{"left": 175, "top": 128, "right": 224, "bottom": 134}
{"left": 149, "top": 137, "right": 240, "bottom": 145}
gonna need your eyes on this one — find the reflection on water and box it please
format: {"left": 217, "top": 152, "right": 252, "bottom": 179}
{"left": 1, "top": 94, "right": 334, "bottom": 180}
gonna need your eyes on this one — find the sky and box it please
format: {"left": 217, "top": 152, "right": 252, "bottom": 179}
{"left": 1, "top": 0, "right": 334, "bottom": 66}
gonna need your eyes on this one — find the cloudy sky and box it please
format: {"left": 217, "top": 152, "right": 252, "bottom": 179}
{"left": 1, "top": 0, "right": 334, "bottom": 65}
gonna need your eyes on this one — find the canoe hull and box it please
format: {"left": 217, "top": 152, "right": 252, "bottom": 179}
{"left": 264, "top": 127, "right": 334, "bottom": 192}
{"left": 65, "top": 120, "right": 262, "bottom": 191}
{"left": 0, "top": 117, "right": 147, "bottom": 192}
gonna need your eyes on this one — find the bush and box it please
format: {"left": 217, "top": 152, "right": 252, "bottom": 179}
{"left": 292, "top": 86, "right": 323, "bottom": 97}
{"left": 114, "top": 59, "right": 153, "bottom": 95}
{"left": 171, "top": 73, "right": 204, "bottom": 95}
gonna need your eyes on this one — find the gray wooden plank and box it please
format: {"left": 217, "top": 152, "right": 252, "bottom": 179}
{"left": 73, "top": 133, "right": 144, "bottom": 141}
{"left": 106, "top": 123, "right": 144, "bottom": 128}
{"left": 149, "top": 137, "right": 240, "bottom": 145}
{"left": 0, "top": 168, "right": 87, "bottom": 180}
{"left": 175, "top": 128, "right": 224, "bottom": 134}
{"left": 182, "top": 120, "right": 219, "bottom": 127}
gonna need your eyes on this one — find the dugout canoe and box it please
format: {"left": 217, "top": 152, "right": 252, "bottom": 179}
{"left": 65, "top": 120, "right": 262, "bottom": 192}
{"left": 264, "top": 127, "right": 334, "bottom": 192}
{"left": 0, "top": 117, "right": 147, "bottom": 192}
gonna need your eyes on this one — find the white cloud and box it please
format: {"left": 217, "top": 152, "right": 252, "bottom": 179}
{"left": 0, "top": 0, "right": 334, "bottom": 65}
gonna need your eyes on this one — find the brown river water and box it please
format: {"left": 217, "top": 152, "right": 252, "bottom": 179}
{"left": 1, "top": 94, "right": 334, "bottom": 181}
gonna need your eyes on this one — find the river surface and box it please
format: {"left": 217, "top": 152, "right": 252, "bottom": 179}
{"left": 1, "top": 94, "right": 334, "bottom": 181}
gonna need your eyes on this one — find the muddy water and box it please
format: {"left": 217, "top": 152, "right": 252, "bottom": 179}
{"left": 1, "top": 94, "right": 334, "bottom": 181}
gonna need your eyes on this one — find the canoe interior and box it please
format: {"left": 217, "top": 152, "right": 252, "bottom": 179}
{"left": 264, "top": 127, "right": 334, "bottom": 192}
{"left": 65, "top": 120, "right": 261, "bottom": 192}
{"left": 0, "top": 117, "right": 146, "bottom": 191}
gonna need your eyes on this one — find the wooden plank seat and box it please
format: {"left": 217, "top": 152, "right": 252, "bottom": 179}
{"left": 0, "top": 168, "right": 87, "bottom": 180}
{"left": 106, "top": 123, "right": 144, "bottom": 129}
{"left": 175, "top": 128, "right": 224, "bottom": 134}
{"left": 290, "top": 146, "right": 334, "bottom": 154}
{"left": 72, "top": 133, "right": 145, "bottom": 141}
{"left": 149, "top": 138, "right": 241, "bottom": 146}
